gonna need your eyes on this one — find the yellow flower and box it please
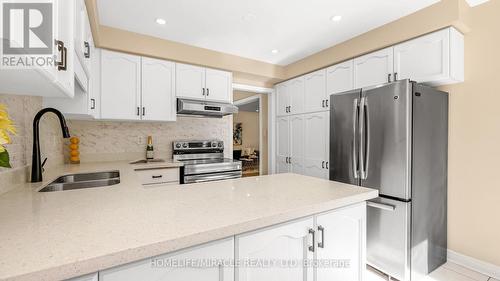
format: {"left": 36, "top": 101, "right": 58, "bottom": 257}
{"left": 0, "top": 103, "right": 16, "bottom": 154}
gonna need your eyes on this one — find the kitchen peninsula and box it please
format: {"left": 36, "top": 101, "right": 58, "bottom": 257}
{"left": 0, "top": 161, "right": 377, "bottom": 281}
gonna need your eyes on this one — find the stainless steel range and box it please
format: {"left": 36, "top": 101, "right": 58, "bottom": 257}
{"left": 173, "top": 140, "right": 242, "bottom": 184}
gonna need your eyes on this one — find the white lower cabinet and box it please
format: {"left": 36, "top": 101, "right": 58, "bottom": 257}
{"left": 100, "top": 238, "right": 234, "bottom": 281}
{"left": 67, "top": 273, "right": 98, "bottom": 281}
{"left": 316, "top": 202, "right": 366, "bottom": 281}
{"left": 289, "top": 115, "right": 305, "bottom": 174}
{"left": 236, "top": 217, "right": 314, "bottom": 281}
{"left": 276, "top": 116, "right": 290, "bottom": 174}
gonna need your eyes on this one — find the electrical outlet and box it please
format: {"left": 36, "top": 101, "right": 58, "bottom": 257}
{"left": 137, "top": 136, "right": 145, "bottom": 145}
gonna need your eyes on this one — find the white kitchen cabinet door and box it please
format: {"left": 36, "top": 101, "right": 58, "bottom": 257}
{"left": 303, "top": 69, "right": 327, "bottom": 113}
{"left": 316, "top": 203, "right": 366, "bottom": 281}
{"left": 276, "top": 83, "right": 289, "bottom": 117}
{"left": 327, "top": 60, "right": 354, "bottom": 96}
{"left": 101, "top": 238, "right": 234, "bottom": 281}
{"left": 354, "top": 47, "right": 394, "bottom": 89}
{"left": 289, "top": 115, "right": 305, "bottom": 174}
{"left": 67, "top": 273, "right": 98, "bottom": 281}
{"left": 74, "top": 0, "right": 91, "bottom": 75}
{"left": 141, "top": 57, "right": 176, "bottom": 121}
{"left": 88, "top": 45, "right": 99, "bottom": 118}
{"left": 54, "top": 0, "right": 75, "bottom": 96}
{"left": 394, "top": 27, "right": 464, "bottom": 86}
{"left": 205, "top": 68, "right": 232, "bottom": 103}
{"left": 276, "top": 116, "right": 290, "bottom": 173}
{"left": 288, "top": 77, "right": 305, "bottom": 115}
{"left": 236, "top": 217, "right": 314, "bottom": 281}
{"left": 100, "top": 50, "right": 141, "bottom": 120}
{"left": 176, "top": 63, "right": 206, "bottom": 100}
{"left": 303, "top": 112, "right": 329, "bottom": 179}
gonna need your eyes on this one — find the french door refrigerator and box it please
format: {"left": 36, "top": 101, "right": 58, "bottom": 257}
{"left": 329, "top": 80, "right": 448, "bottom": 281}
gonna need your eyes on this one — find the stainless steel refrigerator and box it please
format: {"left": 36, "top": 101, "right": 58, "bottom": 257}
{"left": 329, "top": 80, "right": 448, "bottom": 281}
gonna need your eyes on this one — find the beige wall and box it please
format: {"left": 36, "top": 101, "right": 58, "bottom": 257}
{"left": 233, "top": 112, "right": 259, "bottom": 152}
{"left": 437, "top": 0, "right": 500, "bottom": 266}
{"left": 0, "top": 94, "right": 64, "bottom": 194}
{"left": 234, "top": 91, "right": 269, "bottom": 175}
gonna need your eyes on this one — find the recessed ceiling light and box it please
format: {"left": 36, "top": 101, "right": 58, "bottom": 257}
{"left": 330, "top": 15, "right": 342, "bottom": 22}
{"left": 271, "top": 49, "right": 279, "bottom": 54}
{"left": 156, "top": 18, "right": 167, "bottom": 25}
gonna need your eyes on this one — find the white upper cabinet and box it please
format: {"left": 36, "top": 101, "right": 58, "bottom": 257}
{"left": 316, "top": 203, "right": 366, "bottom": 281}
{"left": 205, "top": 68, "right": 232, "bottom": 102}
{"left": 176, "top": 63, "right": 233, "bottom": 103}
{"left": 74, "top": 0, "right": 92, "bottom": 75}
{"left": 176, "top": 63, "right": 206, "bottom": 99}
{"left": 53, "top": 0, "right": 75, "bottom": 96}
{"left": 101, "top": 238, "right": 234, "bottom": 281}
{"left": 354, "top": 47, "right": 394, "bottom": 89}
{"left": 100, "top": 50, "right": 141, "bottom": 120}
{"left": 288, "top": 77, "right": 305, "bottom": 115}
{"left": 276, "top": 83, "right": 289, "bottom": 116}
{"left": 303, "top": 111, "right": 329, "bottom": 179}
{"left": 236, "top": 217, "right": 314, "bottom": 281}
{"left": 327, "top": 60, "right": 354, "bottom": 96}
{"left": 303, "top": 69, "right": 327, "bottom": 113}
{"left": 141, "top": 57, "right": 176, "bottom": 121}
{"left": 394, "top": 27, "right": 464, "bottom": 86}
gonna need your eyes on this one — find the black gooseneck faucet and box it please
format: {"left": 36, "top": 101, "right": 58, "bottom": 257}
{"left": 31, "top": 108, "right": 70, "bottom": 183}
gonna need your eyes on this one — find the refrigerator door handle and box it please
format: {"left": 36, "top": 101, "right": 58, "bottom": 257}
{"left": 367, "top": 201, "right": 396, "bottom": 211}
{"left": 359, "top": 97, "right": 366, "bottom": 179}
{"left": 352, "top": 98, "right": 360, "bottom": 179}
{"left": 363, "top": 99, "right": 370, "bottom": 180}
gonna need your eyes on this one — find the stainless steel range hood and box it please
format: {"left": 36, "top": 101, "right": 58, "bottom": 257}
{"left": 177, "top": 98, "right": 238, "bottom": 118}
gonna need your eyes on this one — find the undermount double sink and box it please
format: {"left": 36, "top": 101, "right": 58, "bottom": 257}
{"left": 38, "top": 171, "right": 120, "bottom": 192}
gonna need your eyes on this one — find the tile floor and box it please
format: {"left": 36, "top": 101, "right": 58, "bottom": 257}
{"left": 365, "top": 262, "right": 499, "bottom": 281}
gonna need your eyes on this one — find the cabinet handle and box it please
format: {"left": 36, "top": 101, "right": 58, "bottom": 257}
{"left": 202, "top": 88, "right": 206, "bottom": 96}
{"left": 152, "top": 175, "right": 163, "bottom": 179}
{"left": 394, "top": 72, "right": 398, "bottom": 81}
{"left": 388, "top": 73, "right": 392, "bottom": 83}
{"left": 326, "top": 162, "right": 329, "bottom": 170}
{"left": 137, "top": 107, "right": 140, "bottom": 116}
{"left": 289, "top": 105, "right": 291, "bottom": 113}
{"left": 289, "top": 156, "right": 292, "bottom": 164}
{"left": 322, "top": 161, "right": 325, "bottom": 169}
{"left": 90, "top": 98, "right": 95, "bottom": 110}
{"left": 322, "top": 100, "right": 325, "bottom": 108}
{"left": 84, "top": 41, "right": 90, "bottom": 58}
{"left": 142, "top": 107, "right": 145, "bottom": 116}
{"left": 318, "top": 225, "right": 325, "bottom": 248}
{"left": 55, "top": 40, "right": 67, "bottom": 71}
{"left": 207, "top": 88, "right": 209, "bottom": 96}
{"left": 326, "top": 100, "right": 329, "bottom": 108}
{"left": 308, "top": 228, "right": 316, "bottom": 252}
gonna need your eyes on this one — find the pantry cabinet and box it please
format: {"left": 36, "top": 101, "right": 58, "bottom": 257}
{"left": 276, "top": 83, "right": 289, "bottom": 116}
{"left": 394, "top": 27, "right": 464, "bottom": 86}
{"left": 276, "top": 77, "right": 305, "bottom": 116}
{"left": 303, "top": 69, "right": 328, "bottom": 113}
{"left": 354, "top": 47, "right": 394, "bottom": 89}
{"left": 303, "top": 111, "right": 329, "bottom": 179}
{"left": 276, "top": 116, "right": 290, "bottom": 174}
{"left": 276, "top": 115, "right": 305, "bottom": 174}
{"left": 326, "top": 60, "right": 354, "bottom": 96}
{"left": 100, "top": 50, "right": 142, "bottom": 120}
{"left": 176, "top": 63, "right": 232, "bottom": 103}
{"left": 235, "top": 217, "right": 314, "bottom": 281}
{"left": 100, "top": 238, "right": 234, "bottom": 281}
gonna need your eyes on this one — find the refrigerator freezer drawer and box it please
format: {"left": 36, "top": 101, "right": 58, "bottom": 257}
{"left": 367, "top": 197, "right": 411, "bottom": 281}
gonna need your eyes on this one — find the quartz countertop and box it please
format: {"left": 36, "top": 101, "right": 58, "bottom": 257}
{"left": 0, "top": 161, "right": 377, "bottom": 281}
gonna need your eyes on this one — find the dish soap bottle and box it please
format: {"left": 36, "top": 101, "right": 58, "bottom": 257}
{"left": 146, "top": 136, "right": 154, "bottom": 160}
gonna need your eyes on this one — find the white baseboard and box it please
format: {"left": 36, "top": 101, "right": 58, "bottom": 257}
{"left": 448, "top": 249, "right": 500, "bottom": 279}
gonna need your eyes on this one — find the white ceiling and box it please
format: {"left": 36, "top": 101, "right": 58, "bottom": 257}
{"left": 98, "top": 0, "right": 439, "bottom": 65}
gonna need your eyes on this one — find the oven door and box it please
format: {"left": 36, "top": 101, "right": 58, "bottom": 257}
{"left": 184, "top": 171, "right": 242, "bottom": 184}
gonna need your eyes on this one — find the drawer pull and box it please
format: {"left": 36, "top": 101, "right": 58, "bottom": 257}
{"left": 151, "top": 175, "right": 163, "bottom": 179}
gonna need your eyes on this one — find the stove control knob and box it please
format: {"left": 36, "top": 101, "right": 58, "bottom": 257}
{"left": 175, "top": 143, "right": 181, "bottom": 149}
{"left": 182, "top": 143, "right": 188, "bottom": 148}
{"left": 218, "top": 142, "right": 223, "bottom": 148}
{"left": 212, "top": 142, "right": 217, "bottom": 147}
